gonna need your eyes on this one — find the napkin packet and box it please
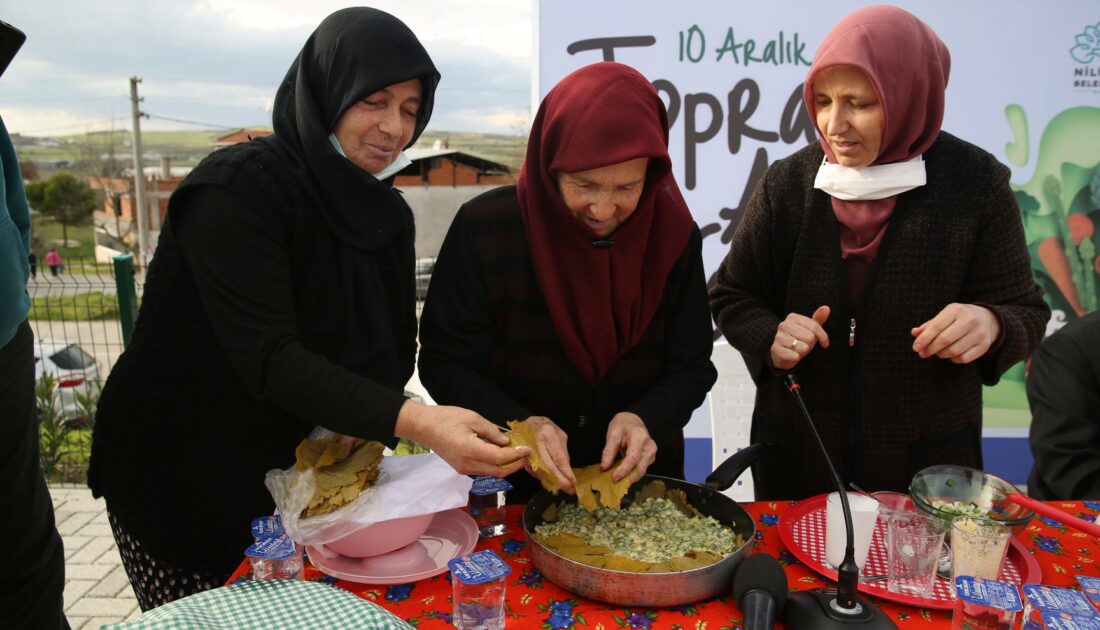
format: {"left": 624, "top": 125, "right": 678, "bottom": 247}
{"left": 265, "top": 428, "right": 473, "bottom": 548}
{"left": 1022, "top": 584, "right": 1100, "bottom": 630}
{"left": 952, "top": 576, "right": 1022, "bottom": 630}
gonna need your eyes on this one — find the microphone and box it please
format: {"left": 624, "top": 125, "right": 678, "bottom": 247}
{"left": 591, "top": 239, "right": 616, "bottom": 248}
{"left": 732, "top": 553, "right": 788, "bottom": 630}
{"left": 780, "top": 374, "right": 898, "bottom": 630}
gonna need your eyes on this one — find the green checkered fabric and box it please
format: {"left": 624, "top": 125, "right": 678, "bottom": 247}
{"left": 100, "top": 579, "right": 412, "bottom": 629}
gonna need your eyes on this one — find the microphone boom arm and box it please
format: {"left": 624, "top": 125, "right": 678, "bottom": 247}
{"left": 784, "top": 374, "right": 859, "bottom": 610}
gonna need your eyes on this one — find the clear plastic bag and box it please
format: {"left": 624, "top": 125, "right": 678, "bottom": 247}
{"left": 264, "top": 429, "right": 472, "bottom": 548}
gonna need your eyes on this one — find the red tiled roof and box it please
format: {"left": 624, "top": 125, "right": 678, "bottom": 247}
{"left": 212, "top": 128, "right": 273, "bottom": 146}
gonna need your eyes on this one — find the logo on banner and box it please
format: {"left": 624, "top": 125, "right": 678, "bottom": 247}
{"left": 1070, "top": 20, "right": 1100, "bottom": 90}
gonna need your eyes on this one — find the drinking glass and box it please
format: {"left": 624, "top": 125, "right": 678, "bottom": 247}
{"left": 825, "top": 491, "right": 879, "bottom": 570}
{"left": 949, "top": 516, "right": 1011, "bottom": 596}
{"left": 887, "top": 512, "right": 945, "bottom": 598}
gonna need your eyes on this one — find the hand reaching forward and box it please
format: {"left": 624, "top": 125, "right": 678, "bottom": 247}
{"left": 523, "top": 415, "right": 577, "bottom": 493}
{"left": 911, "top": 303, "right": 1000, "bottom": 364}
{"left": 600, "top": 412, "right": 657, "bottom": 483}
{"left": 770, "top": 305, "right": 831, "bottom": 371}
{"left": 394, "top": 400, "right": 530, "bottom": 477}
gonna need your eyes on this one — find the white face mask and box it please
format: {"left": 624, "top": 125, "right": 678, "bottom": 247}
{"left": 328, "top": 133, "right": 413, "bottom": 181}
{"left": 813, "top": 155, "right": 926, "bottom": 201}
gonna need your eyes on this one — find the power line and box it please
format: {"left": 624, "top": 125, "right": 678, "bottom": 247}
{"left": 144, "top": 114, "right": 238, "bottom": 130}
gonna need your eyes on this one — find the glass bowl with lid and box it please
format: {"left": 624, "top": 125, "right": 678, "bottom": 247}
{"left": 909, "top": 465, "right": 1034, "bottom": 536}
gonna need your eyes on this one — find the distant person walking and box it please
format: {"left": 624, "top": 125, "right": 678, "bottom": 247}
{"left": 27, "top": 251, "right": 36, "bottom": 278}
{"left": 44, "top": 248, "right": 61, "bottom": 276}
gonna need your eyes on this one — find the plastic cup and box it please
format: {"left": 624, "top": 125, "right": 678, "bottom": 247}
{"left": 825, "top": 491, "right": 879, "bottom": 570}
{"left": 872, "top": 491, "right": 917, "bottom": 522}
{"left": 448, "top": 550, "right": 511, "bottom": 630}
{"left": 886, "top": 512, "right": 945, "bottom": 598}
{"left": 245, "top": 535, "right": 303, "bottom": 580}
{"left": 468, "top": 476, "right": 512, "bottom": 538}
{"left": 950, "top": 516, "right": 1011, "bottom": 596}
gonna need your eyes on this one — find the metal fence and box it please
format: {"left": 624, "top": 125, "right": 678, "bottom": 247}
{"left": 30, "top": 254, "right": 431, "bottom": 483}
{"left": 28, "top": 257, "right": 140, "bottom": 375}
{"left": 28, "top": 256, "right": 142, "bottom": 484}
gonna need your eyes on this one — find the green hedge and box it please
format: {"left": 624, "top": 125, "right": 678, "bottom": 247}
{"left": 29, "top": 291, "right": 124, "bottom": 321}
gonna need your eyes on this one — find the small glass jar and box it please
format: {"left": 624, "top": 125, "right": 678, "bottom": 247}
{"left": 448, "top": 549, "right": 512, "bottom": 630}
{"left": 1023, "top": 584, "right": 1100, "bottom": 629}
{"left": 245, "top": 534, "right": 303, "bottom": 581}
{"left": 951, "top": 576, "right": 1022, "bottom": 630}
{"left": 468, "top": 476, "right": 512, "bottom": 538}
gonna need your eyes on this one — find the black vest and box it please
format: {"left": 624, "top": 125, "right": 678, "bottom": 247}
{"left": 89, "top": 140, "right": 415, "bottom": 574}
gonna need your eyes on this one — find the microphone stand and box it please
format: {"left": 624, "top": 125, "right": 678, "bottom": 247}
{"left": 781, "top": 374, "right": 898, "bottom": 629}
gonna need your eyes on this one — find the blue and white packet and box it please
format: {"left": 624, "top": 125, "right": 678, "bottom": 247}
{"left": 448, "top": 549, "right": 513, "bottom": 584}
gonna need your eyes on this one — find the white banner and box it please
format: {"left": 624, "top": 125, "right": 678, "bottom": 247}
{"left": 536, "top": 0, "right": 1100, "bottom": 482}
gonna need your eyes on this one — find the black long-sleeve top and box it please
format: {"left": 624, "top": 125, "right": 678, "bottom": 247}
{"left": 417, "top": 186, "right": 717, "bottom": 502}
{"left": 1027, "top": 311, "right": 1100, "bottom": 500}
{"left": 89, "top": 140, "right": 416, "bottom": 576}
{"left": 171, "top": 187, "right": 409, "bottom": 439}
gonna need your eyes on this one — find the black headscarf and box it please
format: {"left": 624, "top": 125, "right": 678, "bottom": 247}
{"left": 263, "top": 7, "right": 439, "bottom": 391}
{"left": 266, "top": 6, "right": 440, "bottom": 251}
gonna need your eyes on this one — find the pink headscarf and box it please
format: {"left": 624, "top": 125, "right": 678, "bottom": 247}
{"left": 803, "top": 5, "right": 951, "bottom": 260}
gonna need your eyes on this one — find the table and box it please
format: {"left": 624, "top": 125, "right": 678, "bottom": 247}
{"left": 228, "top": 500, "right": 1100, "bottom": 628}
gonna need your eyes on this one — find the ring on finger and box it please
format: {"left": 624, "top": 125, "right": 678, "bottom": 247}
{"left": 789, "top": 337, "right": 800, "bottom": 350}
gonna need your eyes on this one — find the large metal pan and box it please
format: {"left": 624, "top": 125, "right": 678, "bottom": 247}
{"left": 522, "top": 443, "right": 770, "bottom": 607}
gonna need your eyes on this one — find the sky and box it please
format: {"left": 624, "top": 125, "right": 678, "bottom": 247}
{"left": 0, "top": 0, "right": 533, "bottom": 137}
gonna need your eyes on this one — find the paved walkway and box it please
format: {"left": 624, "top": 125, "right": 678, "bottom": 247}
{"left": 51, "top": 486, "right": 139, "bottom": 629}
{"left": 48, "top": 361, "right": 436, "bottom": 629}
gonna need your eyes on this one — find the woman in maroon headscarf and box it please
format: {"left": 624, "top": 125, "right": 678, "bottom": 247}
{"left": 709, "top": 5, "right": 1049, "bottom": 500}
{"left": 418, "top": 61, "right": 717, "bottom": 503}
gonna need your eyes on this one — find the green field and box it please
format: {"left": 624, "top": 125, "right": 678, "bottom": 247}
{"left": 13, "top": 128, "right": 528, "bottom": 172}
{"left": 417, "top": 130, "right": 527, "bottom": 169}
{"left": 13, "top": 129, "right": 226, "bottom": 170}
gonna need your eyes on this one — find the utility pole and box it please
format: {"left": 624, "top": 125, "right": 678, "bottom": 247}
{"left": 129, "top": 76, "right": 149, "bottom": 268}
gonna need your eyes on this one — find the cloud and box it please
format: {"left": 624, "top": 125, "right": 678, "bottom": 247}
{"left": 1, "top": 1, "right": 532, "bottom": 135}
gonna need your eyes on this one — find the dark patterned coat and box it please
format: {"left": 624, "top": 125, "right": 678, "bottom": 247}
{"left": 418, "top": 186, "right": 717, "bottom": 503}
{"left": 710, "top": 132, "right": 1049, "bottom": 500}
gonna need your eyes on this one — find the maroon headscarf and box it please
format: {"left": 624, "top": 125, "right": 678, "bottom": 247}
{"left": 803, "top": 5, "right": 951, "bottom": 260}
{"left": 517, "top": 62, "right": 693, "bottom": 385}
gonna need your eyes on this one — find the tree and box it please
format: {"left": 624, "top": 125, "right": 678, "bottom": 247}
{"left": 18, "top": 159, "right": 39, "bottom": 181}
{"left": 24, "top": 173, "right": 97, "bottom": 248}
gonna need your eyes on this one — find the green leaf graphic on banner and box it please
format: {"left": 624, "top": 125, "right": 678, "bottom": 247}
{"left": 1004, "top": 104, "right": 1029, "bottom": 167}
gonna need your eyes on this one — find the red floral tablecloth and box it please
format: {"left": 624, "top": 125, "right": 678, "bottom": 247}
{"left": 228, "top": 500, "right": 1100, "bottom": 628}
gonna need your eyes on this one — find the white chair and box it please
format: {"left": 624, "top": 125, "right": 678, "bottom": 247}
{"left": 708, "top": 340, "right": 756, "bottom": 502}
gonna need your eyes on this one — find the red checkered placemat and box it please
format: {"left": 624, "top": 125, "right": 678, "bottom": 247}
{"left": 778, "top": 494, "right": 1042, "bottom": 610}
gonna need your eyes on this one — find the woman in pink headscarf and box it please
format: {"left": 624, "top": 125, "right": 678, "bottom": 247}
{"left": 710, "top": 5, "right": 1049, "bottom": 500}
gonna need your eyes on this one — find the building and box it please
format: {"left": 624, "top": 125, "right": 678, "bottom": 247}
{"left": 90, "top": 132, "right": 516, "bottom": 262}
{"left": 395, "top": 148, "right": 512, "bottom": 187}
{"left": 211, "top": 128, "right": 273, "bottom": 148}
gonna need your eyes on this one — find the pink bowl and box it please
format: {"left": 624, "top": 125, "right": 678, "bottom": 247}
{"left": 324, "top": 513, "right": 435, "bottom": 558}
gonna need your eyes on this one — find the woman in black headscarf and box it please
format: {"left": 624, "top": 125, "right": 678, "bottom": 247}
{"left": 88, "top": 8, "right": 529, "bottom": 610}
